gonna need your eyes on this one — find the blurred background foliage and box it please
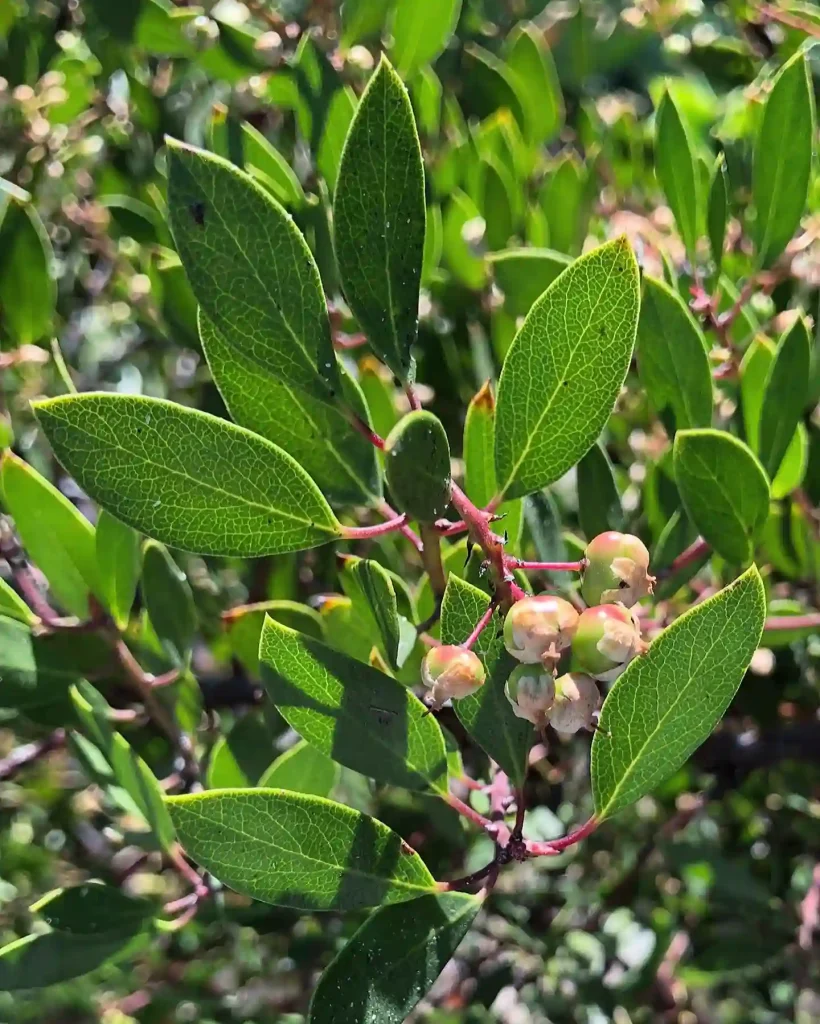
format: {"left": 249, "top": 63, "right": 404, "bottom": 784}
{"left": 0, "top": 0, "right": 819, "bottom": 1022}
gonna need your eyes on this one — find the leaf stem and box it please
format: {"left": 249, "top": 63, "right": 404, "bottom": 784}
{"left": 765, "top": 613, "right": 820, "bottom": 632}
{"left": 341, "top": 513, "right": 409, "bottom": 540}
{"left": 668, "top": 537, "right": 711, "bottom": 574}
{"left": 419, "top": 523, "right": 447, "bottom": 597}
{"left": 404, "top": 384, "right": 422, "bottom": 411}
{"left": 376, "top": 500, "right": 423, "bottom": 552}
{"left": 510, "top": 559, "right": 584, "bottom": 573}
{"left": 525, "top": 815, "right": 598, "bottom": 857}
{"left": 461, "top": 603, "right": 496, "bottom": 650}
{"left": 346, "top": 411, "right": 386, "bottom": 450}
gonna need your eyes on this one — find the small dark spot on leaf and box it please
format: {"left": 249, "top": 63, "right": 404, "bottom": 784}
{"left": 189, "top": 202, "right": 206, "bottom": 226}
{"left": 400, "top": 841, "right": 414, "bottom": 856}
{"left": 563, "top": 380, "right": 569, "bottom": 387}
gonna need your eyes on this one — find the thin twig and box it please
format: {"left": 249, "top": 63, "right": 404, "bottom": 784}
{"left": 342, "top": 513, "right": 409, "bottom": 540}
{"left": 0, "top": 730, "right": 66, "bottom": 781}
{"left": 461, "top": 603, "right": 496, "bottom": 650}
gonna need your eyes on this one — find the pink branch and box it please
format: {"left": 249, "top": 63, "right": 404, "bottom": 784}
{"left": 346, "top": 413, "right": 386, "bottom": 450}
{"left": 765, "top": 613, "right": 820, "bottom": 632}
{"left": 669, "top": 537, "right": 711, "bottom": 573}
{"left": 461, "top": 603, "right": 496, "bottom": 650}
{"left": 525, "top": 815, "right": 598, "bottom": 857}
{"left": 377, "top": 500, "right": 423, "bottom": 552}
{"left": 341, "top": 514, "right": 409, "bottom": 540}
{"left": 510, "top": 559, "right": 584, "bottom": 573}
{"left": 405, "top": 385, "right": 422, "bottom": 411}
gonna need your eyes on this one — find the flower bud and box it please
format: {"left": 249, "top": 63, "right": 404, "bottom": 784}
{"left": 581, "top": 531, "right": 654, "bottom": 608}
{"left": 549, "top": 673, "right": 601, "bottom": 735}
{"left": 422, "top": 646, "right": 485, "bottom": 710}
{"left": 572, "top": 604, "right": 647, "bottom": 682}
{"left": 504, "top": 664, "right": 556, "bottom": 726}
{"left": 503, "top": 595, "right": 579, "bottom": 670}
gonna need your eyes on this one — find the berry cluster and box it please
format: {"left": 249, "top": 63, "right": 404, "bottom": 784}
{"left": 422, "top": 532, "right": 654, "bottom": 735}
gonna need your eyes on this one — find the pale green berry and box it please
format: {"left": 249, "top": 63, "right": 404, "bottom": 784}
{"left": 581, "top": 531, "right": 654, "bottom": 608}
{"left": 550, "top": 673, "right": 601, "bottom": 735}
{"left": 504, "top": 664, "right": 556, "bottom": 726}
{"left": 422, "top": 645, "right": 486, "bottom": 710}
{"left": 572, "top": 603, "right": 646, "bottom": 682}
{"left": 503, "top": 595, "right": 579, "bottom": 669}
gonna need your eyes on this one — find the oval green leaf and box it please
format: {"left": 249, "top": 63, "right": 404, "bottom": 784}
{"left": 504, "top": 22, "right": 563, "bottom": 145}
{"left": 33, "top": 393, "right": 342, "bottom": 557}
{"left": 259, "top": 616, "right": 448, "bottom": 793}
{"left": 655, "top": 89, "right": 699, "bottom": 258}
{"left": 0, "top": 451, "right": 101, "bottom": 619}
{"left": 385, "top": 410, "right": 452, "bottom": 522}
{"left": 207, "top": 713, "right": 275, "bottom": 789}
{"left": 0, "top": 201, "right": 55, "bottom": 345}
{"left": 488, "top": 248, "right": 570, "bottom": 317}
{"left": 309, "top": 891, "right": 481, "bottom": 1024}
{"left": 592, "top": 565, "right": 766, "bottom": 820}
{"left": 390, "top": 0, "right": 461, "bottom": 77}
{"left": 95, "top": 511, "right": 141, "bottom": 631}
{"left": 758, "top": 316, "right": 811, "bottom": 480}
{"left": 334, "top": 56, "right": 425, "bottom": 382}
{"left": 576, "top": 442, "right": 624, "bottom": 540}
{"left": 494, "top": 237, "right": 640, "bottom": 500}
{"left": 258, "top": 738, "right": 339, "bottom": 798}
{"left": 673, "top": 429, "right": 770, "bottom": 566}
{"left": 166, "top": 138, "right": 337, "bottom": 403}
{"left": 753, "top": 51, "right": 815, "bottom": 269}
{"left": 167, "top": 789, "right": 436, "bottom": 910}
{"left": 339, "top": 556, "right": 402, "bottom": 668}
{"left": 440, "top": 575, "right": 532, "bottom": 787}
{"left": 636, "top": 275, "right": 713, "bottom": 431}
{"left": 141, "top": 541, "right": 196, "bottom": 669}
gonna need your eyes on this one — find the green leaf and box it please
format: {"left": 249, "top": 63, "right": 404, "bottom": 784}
{"left": 707, "top": 156, "right": 728, "bottom": 273}
{"left": 464, "top": 381, "right": 497, "bottom": 509}
{"left": 655, "top": 89, "right": 699, "bottom": 258}
{"left": 237, "top": 120, "right": 305, "bottom": 208}
{"left": 334, "top": 56, "right": 425, "bottom": 382}
{"left": 440, "top": 575, "right": 532, "bottom": 786}
{"left": 384, "top": 411, "right": 452, "bottom": 522}
{"left": 359, "top": 357, "right": 399, "bottom": 440}
{"left": 0, "top": 201, "right": 55, "bottom": 345}
{"left": 539, "top": 152, "right": 587, "bottom": 256}
{"left": 166, "top": 139, "right": 337, "bottom": 404}
{"left": 0, "top": 928, "right": 144, "bottom": 991}
{"left": 390, "top": 0, "right": 461, "bottom": 77}
{"left": 421, "top": 202, "right": 443, "bottom": 284}
{"left": 673, "top": 429, "right": 770, "bottom": 566}
{"left": 576, "top": 443, "right": 624, "bottom": 540}
{"left": 753, "top": 51, "right": 815, "bottom": 268}
{"left": 0, "top": 576, "right": 35, "bottom": 625}
{"left": 462, "top": 44, "right": 526, "bottom": 128}
{"left": 141, "top": 541, "right": 196, "bottom": 668}
{"left": 260, "top": 616, "right": 448, "bottom": 793}
{"left": 758, "top": 316, "right": 811, "bottom": 480}
{"left": 592, "top": 565, "right": 766, "bottom": 820}
{"left": 494, "top": 237, "right": 640, "bottom": 500}
{"left": 442, "top": 190, "right": 487, "bottom": 290}
{"left": 636, "top": 275, "right": 713, "bottom": 430}
{"left": 488, "top": 248, "right": 570, "bottom": 317}
{"left": 167, "top": 789, "right": 437, "bottom": 910}
{"left": 0, "top": 451, "right": 100, "bottom": 619}
{"left": 309, "top": 890, "right": 481, "bottom": 1024}
{"left": 207, "top": 713, "right": 275, "bottom": 789}
{"left": 504, "top": 22, "right": 562, "bottom": 145}
{"left": 199, "top": 313, "right": 380, "bottom": 505}
{"left": 33, "top": 394, "right": 342, "bottom": 557}
{"left": 411, "top": 66, "right": 443, "bottom": 137}
{"left": 226, "top": 599, "right": 325, "bottom": 678}
{"left": 258, "top": 738, "right": 339, "bottom": 798}
{"left": 71, "top": 680, "right": 176, "bottom": 849}
{"left": 480, "top": 156, "right": 515, "bottom": 251}
{"left": 318, "top": 86, "right": 357, "bottom": 192}
{"left": 30, "top": 882, "right": 152, "bottom": 935}
{"left": 95, "top": 511, "right": 140, "bottom": 630}
{"left": 340, "top": 557, "right": 402, "bottom": 668}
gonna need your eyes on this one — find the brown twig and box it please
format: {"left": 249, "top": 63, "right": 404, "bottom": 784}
{"left": 0, "top": 729, "right": 66, "bottom": 781}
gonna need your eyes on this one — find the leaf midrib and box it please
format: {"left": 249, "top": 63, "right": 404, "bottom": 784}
{"left": 599, "top": 584, "right": 748, "bottom": 817}
{"left": 46, "top": 407, "right": 337, "bottom": 537}
{"left": 175, "top": 800, "right": 434, "bottom": 896}
{"left": 499, "top": 251, "right": 620, "bottom": 495}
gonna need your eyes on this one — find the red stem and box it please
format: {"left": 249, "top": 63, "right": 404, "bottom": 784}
{"left": 525, "top": 815, "right": 598, "bottom": 857}
{"left": 449, "top": 483, "right": 520, "bottom": 607}
{"left": 347, "top": 412, "right": 386, "bottom": 450}
{"left": 342, "top": 514, "right": 409, "bottom": 540}
{"left": 461, "top": 603, "right": 496, "bottom": 650}
{"left": 405, "top": 385, "right": 422, "bottom": 412}
{"left": 765, "top": 613, "right": 820, "bottom": 632}
{"left": 669, "top": 537, "right": 710, "bottom": 573}
{"left": 510, "top": 559, "right": 584, "bottom": 573}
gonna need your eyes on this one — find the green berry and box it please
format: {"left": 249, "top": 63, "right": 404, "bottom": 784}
{"left": 581, "top": 531, "right": 654, "bottom": 608}
{"left": 503, "top": 595, "right": 579, "bottom": 669}
{"left": 550, "top": 673, "right": 600, "bottom": 735}
{"left": 422, "top": 645, "right": 485, "bottom": 709}
{"left": 572, "top": 603, "right": 645, "bottom": 682}
{"left": 504, "top": 664, "right": 556, "bottom": 725}
{"left": 385, "top": 411, "right": 452, "bottom": 522}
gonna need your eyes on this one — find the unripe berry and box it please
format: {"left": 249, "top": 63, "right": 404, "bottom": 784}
{"left": 572, "top": 603, "right": 646, "bottom": 682}
{"left": 422, "top": 646, "right": 485, "bottom": 710}
{"left": 503, "top": 595, "right": 579, "bottom": 670}
{"left": 581, "top": 531, "right": 654, "bottom": 608}
{"left": 504, "top": 664, "right": 556, "bottom": 726}
{"left": 550, "top": 673, "right": 601, "bottom": 735}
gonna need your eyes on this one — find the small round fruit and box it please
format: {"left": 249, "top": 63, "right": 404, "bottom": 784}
{"left": 503, "top": 595, "right": 579, "bottom": 669}
{"left": 572, "top": 603, "right": 646, "bottom": 682}
{"left": 422, "top": 646, "right": 485, "bottom": 710}
{"left": 581, "top": 531, "right": 654, "bottom": 608}
{"left": 385, "top": 411, "right": 452, "bottom": 523}
{"left": 504, "top": 664, "right": 556, "bottom": 726}
{"left": 550, "top": 673, "right": 601, "bottom": 735}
